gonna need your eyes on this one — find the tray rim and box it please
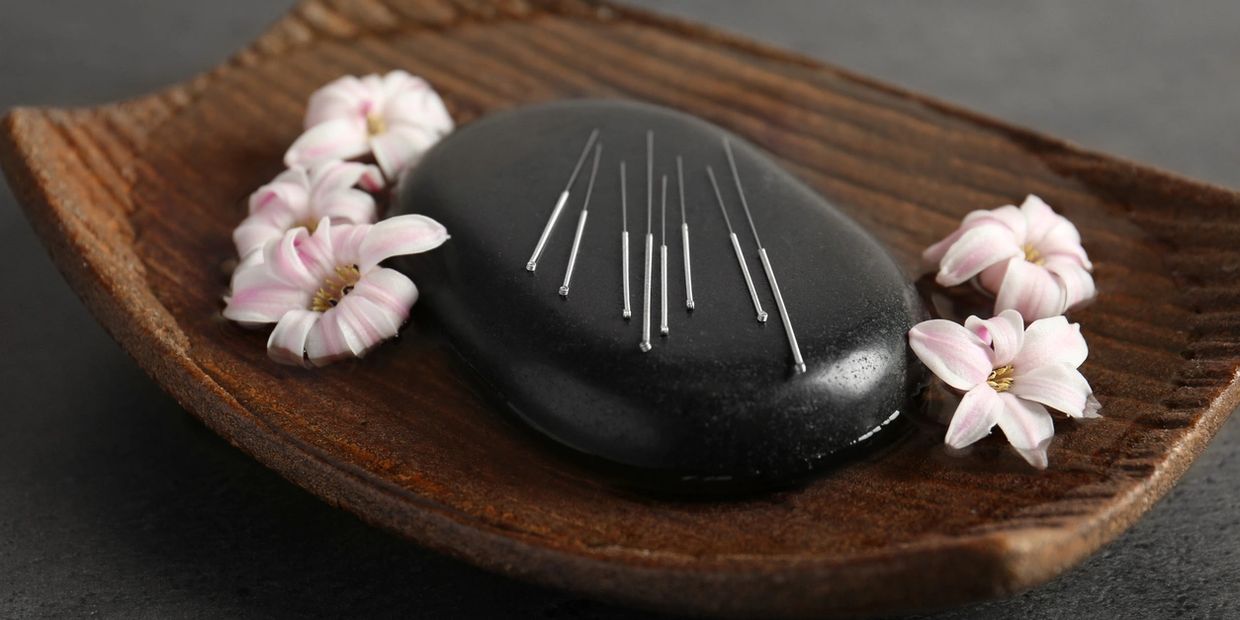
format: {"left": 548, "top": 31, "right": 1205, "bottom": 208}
{"left": 3, "top": 0, "right": 1239, "bottom": 616}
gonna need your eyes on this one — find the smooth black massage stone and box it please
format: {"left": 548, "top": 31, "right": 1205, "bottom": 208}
{"left": 392, "top": 100, "right": 925, "bottom": 486}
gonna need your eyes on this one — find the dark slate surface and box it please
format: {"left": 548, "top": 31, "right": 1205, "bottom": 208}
{"left": 393, "top": 100, "right": 922, "bottom": 483}
{"left": 1, "top": 1, "right": 1236, "bottom": 618}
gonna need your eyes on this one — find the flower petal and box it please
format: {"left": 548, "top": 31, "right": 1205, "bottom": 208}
{"left": 935, "top": 224, "right": 1022, "bottom": 287}
{"left": 965, "top": 309, "right": 1025, "bottom": 367}
{"left": 262, "top": 228, "right": 320, "bottom": 290}
{"left": 922, "top": 228, "right": 967, "bottom": 267}
{"left": 248, "top": 179, "right": 308, "bottom": 216}
{"left": 350, "top": 267, "right": 418, "bottom": 324}
{"left": 945, "top": 385, "right": 1004, "bottom": 449}
{"left": 1045, "top": 256, "right": 1097, "bottom": 311}
{"left": 328, "top": 223, "right": 370, "bottom": 266}
{"left": 379, "top": 70, "right": 425, "bottom": 102}
{"left": 291, "top": 218, "right": 337, "bottom": 282}
{"left": 369, "top": 124, "right": 441, "bottom": 179}
{"left": 965, "top": 204, "right": 1028, "bottom": 242}
{"left": 284, "top": 117, "right": 370, "bottom": 169}
{"left": 315, "top": 188, "right": 378, "bottom": 226}
{"left": 304, "top": 75, "right": 367, "bottom": 128}
{"left": 305, "top": 307, "right": 356, "bottom": 366}
{"left": 270, "top": 166, "right": 310, "bottom": 187}
{"left": 923, "top": 205, "right": 1027, "bottom": 265}
{"left": 977, "top": 260, "right": 1008, "bottom": 295}
{"left": 384, "top": 88, "right": 454, "bottom": 136}
{"left": 1037, "top": 218, "right": 1092, "bottom": 270}
{"left": 233, "top": 208, "right": 296, "bottom": 258}
{"left": 996, "top": 393, "right": 1055, "bottom": 469}
{"left": 223, "top": 285, "right": 311, "bottom": 326}
{"left": 267, "top": 309, "right": 319, "bottom": 367}
{"left": 993, "top": 258, "right": 1065, "bottom": 321}
{"left": 908, "top": 319, "right": 993, "bottom": 391}
{"left": 309, "top": 160, "right": 385, "bottom": 199}
{"left": 1009, "top": 363, "right": 1100, "bottom": 419}
{"left": 1019, "top": 195, "right": 1061, "bottom": 245}
{"left": 357, "top": 214, "right": 450, "bottom": 271}
{"left": 229, "top": 249, "right": 275, "bottom": 292}
{"left": 304, "top": 295, "right": 402, "bottom": 366}
{"left": 338, "top": 294, "right": 401, "bottom": 352}
{"left": 1012, "top": 315, "right": 1088, "bottom": 372}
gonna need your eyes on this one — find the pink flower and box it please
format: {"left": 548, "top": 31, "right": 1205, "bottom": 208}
{"left": 284, "top": 70, "right": 453, "bottom": 179}
{"left": 224, "top": 215, "right": 449, "bottom": 367}
{"left": 908, "top": 309, "right": 1100, "bottom": 468}
{"left": 923, "top": 195, "right": 1095, "bottom": 320}
{"left": 233, "top": 161, "right": 385, "bottom": 258}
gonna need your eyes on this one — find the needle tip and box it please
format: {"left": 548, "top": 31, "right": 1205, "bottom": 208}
{"left": 686, "top": 300, "right": 695, "bottom": 311}
{"left": 525, "top": 262, "right": 537, "bottom": 272}
{"left": 795, "top": 363, "right": 808, "bottom": 374}
{"left": 660, "top": 327, "right": 669, "bottom": 336}
{"left": 639, "top": 341, "right": 652, "bottom": 353}
{"left": 558, "top": 286, "right": 569, "bottom": 297}
{"left": 623, "top": 309, "right": 632, "bottom": 319}
{"left": 757, "top": 311, "right": 769, "bottom": 323}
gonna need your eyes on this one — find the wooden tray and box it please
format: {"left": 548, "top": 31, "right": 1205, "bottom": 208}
{"left": 3, "top": 1, "right": 1238, "bottom": 617}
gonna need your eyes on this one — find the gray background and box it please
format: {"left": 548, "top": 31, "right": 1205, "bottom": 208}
{"left": 1, "top": 1, "right": 1237, "bottom": 618}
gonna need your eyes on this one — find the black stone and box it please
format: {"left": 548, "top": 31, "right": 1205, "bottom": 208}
{"left": 392, "top": 100, "right": 925, "bottom": 486}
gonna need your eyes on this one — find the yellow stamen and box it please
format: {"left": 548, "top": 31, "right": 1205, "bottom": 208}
{"left": 366, "top": 113, "right": 386, "bottom": 136}
{"left": 987, "top": 365, "right": 1015, "bottom": 392}
{"left": 1023, "top": 243, "right": 1044, "bottom": 265}
{"left": 311, "top": 265, "right": 361, "bottom": 312}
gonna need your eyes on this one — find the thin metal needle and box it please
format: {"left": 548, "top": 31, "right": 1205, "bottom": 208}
{"left": 659, "top": 175, "right": 669, "bottom": 336}
{"left": 526, "top": 128, "right": 599, "bottom": 272}
{"left": 559, "top": 143, "right": 602, "bottom": 297}
{"left": 677, "top": 156, "right": 695, "bottom": 311}
{"left": 706, "top": 166, "right": 768, "bottom": 323}
{"left": 640, "top": 131, "right": 654, "bottom": 352}
{"left": 620, "top": 161, "right": 632, "bottom": 319}
{"left": 724, "top": 138, "right": 806, "bottom": 373}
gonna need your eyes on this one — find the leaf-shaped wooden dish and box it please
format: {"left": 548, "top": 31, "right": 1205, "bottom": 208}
{"left": 3, "top": 1, "right": 1238, "bottom": 617}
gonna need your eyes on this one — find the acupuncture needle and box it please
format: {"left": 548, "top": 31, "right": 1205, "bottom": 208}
{"left": 558, "top": 143, "right": 602, "bottom": 297}
{"left": 619, "top": 161, "right": 632, "bottom": 319}
{"left": 640, "top": 131, "right": 654, "bottom": 352}
{"left": 677, "top": 156, "right": 695, "bottom": 311}
{"left": 659, "top": 175, "right": 669, "bottom": 336}
{"left": 724, "top": 138, "right": 806, "bottom": 374}
{"left": 706, "top": 166, "right": 768, "bottom": 323}
{"left": 526, "top": 128, "right": 599, "bottom": 272}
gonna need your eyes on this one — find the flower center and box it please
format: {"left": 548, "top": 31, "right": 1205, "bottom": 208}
{"left": 366, "top": 112, "right": 386, "bottom": 136}
{"left": 987, "top": 364, "right": 1015, "bottom": 392}
{"left": 1022, "top": 243, "right": 1044, "bottom": 265}
{"left": 311, "top": 265, "right": 361, "bottom": 312}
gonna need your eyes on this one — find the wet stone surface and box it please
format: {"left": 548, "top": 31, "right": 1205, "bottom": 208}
{"left": 393, "top": 100, "right": 926, "bottom": 486}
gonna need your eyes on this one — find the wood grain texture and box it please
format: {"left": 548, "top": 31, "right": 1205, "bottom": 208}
{"left": 2, "top": 0, "right": 1239, "bottom": 617}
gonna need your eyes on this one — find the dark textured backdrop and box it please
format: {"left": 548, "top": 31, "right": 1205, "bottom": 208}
{"left": 1, "top": 2, "right": 1237, "bottom": 618}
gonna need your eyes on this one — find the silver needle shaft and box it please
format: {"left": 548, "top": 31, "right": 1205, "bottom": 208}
{"left": 620, "top": 161, "right": 632, "bottom": 319}
{"left": 660, "top": 175, "right": 669, "bottom": 336}
{"left": 640, "top": 131, "right": 654, "bottom": 352}
{"left": 559, "top": 143, "right": 602, "bottom": 297}
{"left": 677, "top": 156, "right": 695, "bottom": 311}
{"left": 724, "top": 138, "right": 806, "bottom": 373}
{"left": 526, "top": 128, "right": 599, "bottom": 272}
{"left": 706, "top": 166, "right": 768, "bottom": 323}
